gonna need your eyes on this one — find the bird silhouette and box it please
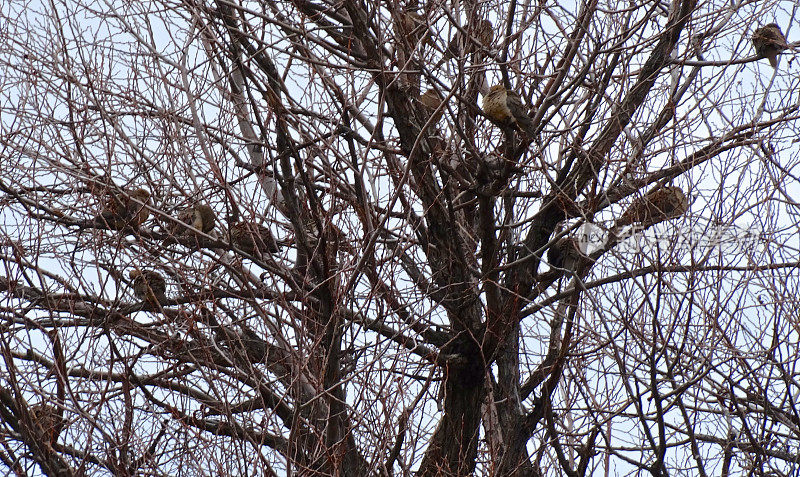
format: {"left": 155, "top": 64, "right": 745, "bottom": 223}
{"left": 418, "top": 88, "right": 444, "bottom": 124}
{"left": 547, "top": 236, "right": 583, "bottom": 271}
{"left": 439, "top": 18, "right": 493, "bottom": 65}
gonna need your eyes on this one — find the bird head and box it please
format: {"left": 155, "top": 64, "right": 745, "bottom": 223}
{"left": 129, "top": 270, "right": 142, "bottom": 279}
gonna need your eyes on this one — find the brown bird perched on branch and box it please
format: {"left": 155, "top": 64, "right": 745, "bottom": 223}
{"left": 418, "top": 88, "right": 444, "bottom": 124}
{"left": 482, "top": 85, "right": 536, "bottom": 137}
{"left": 97, "top": 188, "right": 151, "bottom": 229}
{"left": 172, "top": 203, "right": 216, "bottom": 235}
{"left": 752, "top": 23, "right": 789, "bottom": 68}
{"left": 398, "top": 9, "right": 433, "bottom": 48}
{"left": 616, "top": 186, "right": 689, "bottom": 228}
{"left": 230, "top": 222, "right": 280, "bottom": 255}
{"left": 439, "top": 19, "right": 494, "bottom": 64}
{"left": 547, "top": 235, "right": 585, "bottom": 271}
{"left": 129, "top": 269, "right": 168, "bottom": 305}
{"left": 29, "top": 403, "right": 65, "bottom": 445}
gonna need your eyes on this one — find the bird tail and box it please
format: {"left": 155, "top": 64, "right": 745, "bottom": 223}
{"left": 769, "top": 53, "right": 779, "bottom": 68}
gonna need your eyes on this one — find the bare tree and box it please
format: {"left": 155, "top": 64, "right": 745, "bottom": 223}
{"left": 1, "top": 0, "right": 799, "bottom": 475}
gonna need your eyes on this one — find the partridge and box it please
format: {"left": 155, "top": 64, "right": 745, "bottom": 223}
{"left": 441, "top": 18, "right": 493, "bottom": 62}
{"left": 547, "top": 236, "right": 584, "bottom": 271}
{"left": 398, "top": 10, "right": 433, "bottom": 48}
{"left": 419, "top": 88, "right": 444, "bottom": 123}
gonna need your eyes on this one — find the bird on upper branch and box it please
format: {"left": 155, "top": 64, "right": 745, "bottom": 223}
{"left": 96, "top": 188, "right": 151, "bottom": 229}
{"left": 29, "top": 403, "right": 65, "bottom": 445}
{"left": 615, "top": 186, "right": 689, "bottom": 229}
{"left": 172, "top": 203, "right": 216, "bottom": 235}
{"left": 752, "top": 23, "right": 789, "bottom": 68}
{"left": 129, "top": 269, "right": 168, "bottom": 305}
{"left": 439, "top": 18, "right": 493, "bottom": 64}
{"left": 482, "top": 85, "right": 536, "bottom": 137}
{"left": 418, "top": 88, "right": 444, "bottom": 124}
{"left": 398, "top": 9, "right": 433, "bottom": 49}
{"left": 230, "top": 221, "right": 280, "bottom": 256}
{"left": 547, "top": 235, "right": 584, "bottom": 272}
